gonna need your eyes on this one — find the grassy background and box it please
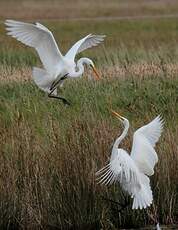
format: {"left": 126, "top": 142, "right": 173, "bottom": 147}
{"left": 1, "top": 0, "right": 178, "bottom": 20}
{"left": 0, "top": 73, "right": 177, "bottom": 229}
{"left": 2, "top": 18, "right": 178, "bottom": 69}
{"left": 0, "top": 1, "right": 178, "bottom": 229}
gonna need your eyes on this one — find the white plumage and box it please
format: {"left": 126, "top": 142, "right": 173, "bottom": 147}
{"left": 96, "top": 111, "right": 164, "bottom": 210}
{"left": 131, "top": 116, "right": 162, "bottom": 176}
{"left": 32, "top": 67, "right": 57, "bottom": 95}
{"left": 65, "top": 34, "right": 105, "bottom": 61}
{"left": 5, "top": 20, "right": 105, "bottom": 103}
{"left": 156, "top": 223, "right": 161, "bottom": 230}
{"left": 6, "top": 20, "right": 63, "bottom": 75}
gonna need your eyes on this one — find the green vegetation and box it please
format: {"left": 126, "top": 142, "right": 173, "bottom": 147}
{"left": 0, "top": 17, "right": 178, "bottom": 229}
{"left": 2, "top": 18, "right": 178, "bottom": 68}
{"left": 0, "top": 74, "right": 177, "bottom": 229}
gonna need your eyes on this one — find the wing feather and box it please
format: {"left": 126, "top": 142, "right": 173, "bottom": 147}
{"left": 5, "top": 20, "right": 63, "bottom": 74}
{"left": 96, "top": 149, "right": 141, "bottom": 191}
{"left": 131, "top": 116, "right": 164, "bottom": 176}
{"left": 65, "top": 34, "right": 105, "bottom": 61}
{"left": 96, "top": 148, "right": 154, "bottom": 209}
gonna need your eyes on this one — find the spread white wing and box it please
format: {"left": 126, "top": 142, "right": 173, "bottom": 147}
{"left": 65, "top": 34, "right": 105, "bottom": 61}
{"left": 5, "top": 20, "right": 63, "bottom": 74}
{"left": 96, "top": 149, "right": 140, "bottom": 189}
{"left": 96, "top": 149, "right": 154, "bottom": 209}
{"left": 131, "top": 116, "right": 164, "bottom": 176}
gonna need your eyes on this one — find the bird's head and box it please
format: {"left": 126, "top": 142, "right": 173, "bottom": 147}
{"left": 111, "top": 110, "right": 129, "bottom": 127}
{"left": 81, "top": 58, "right": 101, "bottom": 80}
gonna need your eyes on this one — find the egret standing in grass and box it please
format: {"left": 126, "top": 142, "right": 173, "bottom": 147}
{"left": 5, "top": 20, "right": 105, "bottom": 105}
{"left": 96, "top": 111, "right": 163, "bottom": 210}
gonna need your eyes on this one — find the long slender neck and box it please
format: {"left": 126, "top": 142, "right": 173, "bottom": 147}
{"left": 71, "top": 58, "right": 85, "bottom": 78}
{"left": 113, "top": 120, "right": 129, "bottom": 149}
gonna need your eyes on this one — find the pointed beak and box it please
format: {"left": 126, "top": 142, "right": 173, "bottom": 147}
{"left": 91, "top": 66, "right": 101, "bottom": 80}
{"left": 111, "top": 110, "right": 124, "bottom": 121}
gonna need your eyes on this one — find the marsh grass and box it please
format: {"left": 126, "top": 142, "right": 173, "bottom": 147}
{"left": 0, "top": 72, "right": 177, "bottom": 229}
{"left": 2, "top": 18, "right": 178, "bottom": 71}
{"left": 0, "top": 17, "right": 178, "bottom": 229}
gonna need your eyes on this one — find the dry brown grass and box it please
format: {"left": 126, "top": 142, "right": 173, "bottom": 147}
{"left": 1, "top": 0, "right": 178, "bottom": 20}
{"left": 0, "top": 65, "right": 177, "bottom": 228}
{"left": 0, "top": 109, "right": 177, "bottom": 229}
{"left": 1, "top": 62, "right": 178, "bottom": 84}
{"left": 0, "top": 66, "right": 31, "bottom": 83}
{"left": 0, "top": 8, "right": 178, "bottom": 228}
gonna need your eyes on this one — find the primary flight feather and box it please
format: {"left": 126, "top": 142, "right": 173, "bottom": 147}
{"left": 96, "top": 111, "right": 164, "bottom": 210}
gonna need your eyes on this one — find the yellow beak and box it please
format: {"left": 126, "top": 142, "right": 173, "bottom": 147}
{"left": 111, "top": 110, "right": 124, "bottom": 120}
{"left": 91, "top": 66, "right": 101, "bottom": 80}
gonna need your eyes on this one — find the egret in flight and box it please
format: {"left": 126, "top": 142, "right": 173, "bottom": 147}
{"left": 5, "top": 20, "right": 105, "bottom": 105}
{"left": 96, "top": 111, "right": 163, "bottom": 210}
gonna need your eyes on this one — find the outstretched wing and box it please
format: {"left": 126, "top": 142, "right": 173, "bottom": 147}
{"left": 65, "top": 34, "right": 105, "bottom": 61}
{"left": 96, "top": 149, "right": 140, "bottom": 190}
{"left": 131, "top": 116, "right": 164, "bottom": 176}
{"left": 5, "top": 20, "right": 63, "bottom": 74}
{"left": 96, "top": 149, "right": 154, "bottom": 209}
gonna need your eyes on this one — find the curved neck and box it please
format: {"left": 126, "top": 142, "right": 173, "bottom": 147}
{"left": 113, "top": 120, "right": 129, "bottom": 149}
{"left": 71, "top": 58, "right": 85, "bottom": 78}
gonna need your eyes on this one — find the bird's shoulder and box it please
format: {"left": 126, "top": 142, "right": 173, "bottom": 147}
{"left": 63, "top": 57, "right": 75, "bottom": 68}
{"left": 111, "top": 148, "right": 131, "bottom": 162}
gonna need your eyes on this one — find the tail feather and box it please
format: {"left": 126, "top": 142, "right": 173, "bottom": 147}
{"left": 32, "top": 67, "right": 57, "bottom": 95}
{"left": 132, "top": 184, "right": 153, "bottom": 209}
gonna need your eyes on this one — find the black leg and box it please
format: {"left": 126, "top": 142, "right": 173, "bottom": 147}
{"left": 50, "top": 74, "right": 68, "bottom": 91}
{"left": 48, "top": 74, "right": 70, "bottom": 106}
{"left": 48, "top": 93, "right": 70, "bottom": 106}
{"left": 101, "top": 195, "right": 130, "bottom": 212}
{"left": 48, "top": 81, "right": 70, "bottom": 106}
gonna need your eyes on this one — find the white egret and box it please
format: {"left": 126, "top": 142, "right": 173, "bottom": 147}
{"left": 5, "top": 20, "right": 105, "bottom": 105}
{"left": 96, "top": 111, "right": 163, "bottom": 210}
{"left": 156, "top": 223, "right": 161, "bottom": 230}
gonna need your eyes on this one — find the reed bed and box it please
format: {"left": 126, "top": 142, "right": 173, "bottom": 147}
{"left": 0, "top": 69, "right": 177, "bottom": 229}
{"left": 0, "top": 17, "right": 177, "bottom": 229}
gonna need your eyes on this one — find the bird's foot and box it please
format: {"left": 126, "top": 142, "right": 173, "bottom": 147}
{"left": 62, "top": 98, "right": 71, "bottom": 106}
{"left": 48, "top": 93, "right": 71, "bottom": 106}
